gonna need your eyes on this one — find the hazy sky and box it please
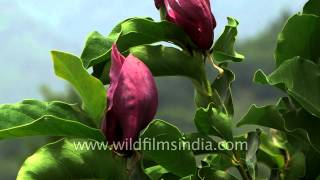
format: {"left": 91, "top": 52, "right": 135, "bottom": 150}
{"left": 0, "top": 0, "right": 308, "bottom": 103}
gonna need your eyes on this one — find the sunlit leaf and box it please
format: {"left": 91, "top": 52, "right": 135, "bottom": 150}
{"left": 213, "top": 17, "right": 244, "bottom": 63}
{"left": 194, "top": 103, "right": 233, "bottom": 141}
{"left": 17, "top": 139, "right": 127, "bottom": 180}
{"left": 0, "top": 100, "right": 104, "bottom": 141}
{"left": 275, "top": 14, "right": 320, "bottom": 66}
{"left": 51, "top": 51, "right": 106, "bottom": 125}
{"left": 140, "top": 120, "right": 196, "bottom": 177}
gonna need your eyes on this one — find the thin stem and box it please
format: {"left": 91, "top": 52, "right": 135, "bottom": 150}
{"left": 192, "top": 53, "right": 215, "bottom": 107}
{"left": 206, "top": 51, "right": 224, "bottom": 77}
{"left": 233, "top": 150, "right": 251, "bottom": 180}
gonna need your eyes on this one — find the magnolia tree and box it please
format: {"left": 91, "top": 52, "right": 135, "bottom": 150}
{"left": 1, "top": 0, "right": 320, "bottom": 179}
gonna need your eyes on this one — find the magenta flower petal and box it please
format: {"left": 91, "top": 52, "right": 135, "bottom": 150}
{"left": 107, "top": 45, "right": 126, "bottom": 111}
{"left": 162, "top": 0, "right": 216, "bottom": 50}
{"left": 102, "top": 44, "right": 158, "bottom": 154}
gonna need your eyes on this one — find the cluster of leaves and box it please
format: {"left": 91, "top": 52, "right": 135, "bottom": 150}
{"left": 0, "top": 0, "right": 319, "bottom": 179}
{"left": 238, "top": 0, "right": 320, "bottom": 179}
{"left": 0, "top": 14, "right": 245, "bottom": 179}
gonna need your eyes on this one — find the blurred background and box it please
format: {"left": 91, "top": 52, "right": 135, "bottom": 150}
{"left": 0, "top": 0, "right": 308, "bottom": 179}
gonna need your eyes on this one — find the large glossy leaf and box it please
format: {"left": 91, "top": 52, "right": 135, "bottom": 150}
{"left": 93, "top": 44, "right": 204, "bottom": 84}
{"left": 17, "top": 139, "right": 127, "bottom": 180}
{"left": 304, "top": 0, "right": 320, "bottom": 16}
{"left": 238, "top": 97, "right": 320, "bottom": 153}
{"left": 275, "top": 14, "right": 320, "bottom": 66}
{"left": 0, "top": 100, "right": 104, "bottom": 141}
{"left": 130, "top": 45, "right": 203, "bottom": 81}
{"left": 81, "top": 17, "right": 194, "bottom": 68}
{"left": 254, "top": 57, "right": 320, "bottom": 118}
{"left": 194, "top": 103, "right": 233, "bottom": 141}
{"left": 140, "top": 120, "right": 196, "bottom": 177}
{"left": 213, "top": 17, "right": 244, "bottom": 63}
{"left": 51, "top": 51, "right": 106, "bottom": 125}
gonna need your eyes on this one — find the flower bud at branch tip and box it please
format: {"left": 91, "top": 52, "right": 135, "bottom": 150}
{"left": 154, "top": 0, "right": 216, "bottom": 50}
{"left": 101, "top": 44, "right": 158, "bottom": 155}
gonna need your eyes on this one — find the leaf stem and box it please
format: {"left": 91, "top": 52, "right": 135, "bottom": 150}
{"left": 206, "top": 51, "right": 224, "bottom": 78}
{"left": 233, "top": 150, "right": 251, "bottom": 180}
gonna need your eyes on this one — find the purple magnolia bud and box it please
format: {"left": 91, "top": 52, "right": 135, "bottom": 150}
{"left": 101, "top": 44, "right": 158, "bottom": 153}
{"left": 155, "top": 0, "right": 216, "bottom": 50}
{"left": 155, "top": 0, "right": 164, "bottom": 9}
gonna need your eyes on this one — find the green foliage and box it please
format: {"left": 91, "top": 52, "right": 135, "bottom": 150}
{"left": 194, "top": 103, "right": 233, "bottom": 141}
{"left": 129, "top": 45, "right": 203, "bottom": 82}
{"left": 283, "top": 152, "right": 306, "bottom": 180}
{"left": 238, "top": 97, "right": 320, "bottom": 153}
{"left": 17, "top": 139, "right": 128, "bottom": 180}
{"left": 213, "top": 17, "right": 244, "bottom": 63}
{"left": 254, "top": 57, "right": 320, "bottom": 118}
{"left": 52, "top": 51, "right": 106, "bottom": 126}
{"left": 211, "top": 68, "right": 235, "bottom": 116}
{"left": 140, "top": 120, "right": 196, "bottom": 177}
{"left": 197, "top": 167, "right": 238, "bottom": 180}
{"left": 80, "top": 17, "right": 197, "bottom": 84}
{"left": 245, "top": 130, "right": 261, "bottom": 180}
{"left": 201, "top": 154, "right": 233, "bottom": 170}
{"left": 275, "top": 14, "right": 320, "bottom": 66}
{"left": 81, "top": 17, "right": 195, "bottom": 68}
{"left": 0, "top": 100, "right": 104, "bottom": 141}
{"left": 258, "top": 133, "right": 285, "bottom": 168}
{"left": 144, "top": 165, "right": 169, "bottom": 180}
{"left": 304, "top": 0, "right": 320, "bottom": 16}
{"left": 2, "top": 0, "right": 320, "bottom": 179}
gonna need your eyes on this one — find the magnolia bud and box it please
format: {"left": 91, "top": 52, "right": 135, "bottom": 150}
{"left": 155, "top": 0, "right": 216, "bottom": 50}
{"left": 101, "top": 44, "right": 158, "bottom": 154}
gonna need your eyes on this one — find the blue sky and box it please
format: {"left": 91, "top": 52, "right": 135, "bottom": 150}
{"left": 0, "top": 0, "right": 308, "bottom": 103}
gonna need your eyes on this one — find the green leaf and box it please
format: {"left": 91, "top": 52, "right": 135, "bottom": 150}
{"left": 238, "top": 97, "right": 320, "bottom": 153}
{"left": 245, "top": 130, "right": 261, "bottom": 180}
{"left": 0, "top": 100, "right": 104, "bottom": 141}
{"left": 213, "top": 17, "right": 244, "bottom": 63}
{"left": 198, "top": 167, "right": 238, "bottom": 180}
{"left": 304, "top": 0, "right": 320, "bottom": 16}
{"left": 180, "top": 175, "right": 194, "bottom": 180}
{"left": 257, "top": 133, "right": 286, "bottom": 168}
{"left": 283, "top": 152, "right": 306, "bottom": 180}
{"left": 201, "top": 154, "right": 233, "bottom": 171}
{"left": 17, "top": 139, "right": 127, "bottom": 180}
{"left": 81, "top": 31, "right": 113, "bottom": 68}
{"left": 51, "top": 51, "right": 106, "bottom": 125}
{"left": 304, "top": 149, "right": 320, "bottom": 179}
{"left": 194, "top": 103, "right": 233, "bottom": 141}
{"left": 254, "top": 57, "right": 320, "bottom": 118}
{"left": 130, "top": 45, "right": 203, "bottom": 82}
{"left": 81, "top": 17, "right": 195, "bottom": 68}
{"left": 144, "top": 165, "right": 169, "bottom": 180}
{"left": 211, "top": 68, "right": 235, "bottom": 116}
{"left": 140, "top": 120, "right": 196, "bottom": 177}
{"left": 184, "top": 133, "right": 219, "bottom": 155}
{"left": 275, "top": 14, "right": 320, "bottom": 66}
{"left": 93, "top": 43, "right": 204, "bottom": 84}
